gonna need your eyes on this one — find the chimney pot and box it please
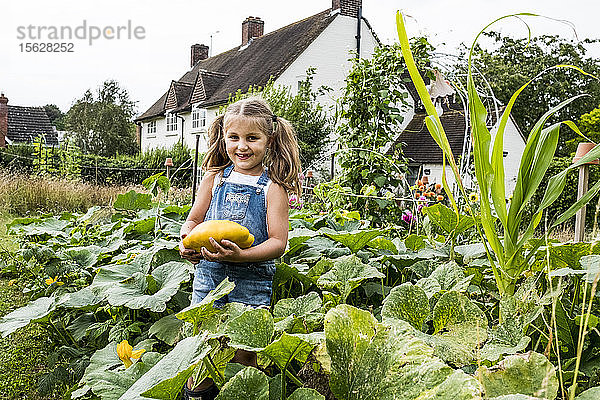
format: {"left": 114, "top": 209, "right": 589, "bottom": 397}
{"left": 242, "top": 16, "right": 264, "bottom": 46}
{"left": 191, "top": 44, "right": 209, "bottom": 67}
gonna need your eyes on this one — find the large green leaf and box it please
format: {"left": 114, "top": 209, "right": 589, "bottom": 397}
{"left": 381, "top": 283, "right": 429, "bottom": 330}
{"left": 316, "top": 255, "right": 385, "bottom": 303}
{"left": 578, "top": 255, "right": 600, "bottom": 284}
{"left": 273, "top": 292, "right": 322, "bottom": 320}
{"left": 286, "top": 228, "right": 319, "bottom": 256}
{"left": 7, "top": 217, "right": 71, "bottom": 237}
{"left": 324, "top": 304, "right": 482, "bottom": 400}
{"left": 176, "top": 278, "right": 235, "bottom": 334}
{"left": 90, "top": 352, "right": 164, "bottom": 400}
{"left": 576, "top": 387, "right": 600, "bottom": 399}
{"left": 216, "top": 366, "right": 269, "bottom": 400}
{"left": 119, "top": 335, "right": 210, "bottom": 399}
{"left": 273, "top": 292, "right": 323, "bottom": 334}
{"left": 75, "top": 339, "right": 157, "bottom": 399}
{"left": 423, "top": 203, "right": 474, "bottom": 235}
{"left": 149, "top": 314, "right": 185, "bottom": 346}
{"left": 0, "top": 296, "right": 56, "bottom": 337}
{"left": 429, "top": 261, "right": 472, "bottom": 292}
{"left": 104, "top": 261, "right": 191, "bottom": 312}
{"left": 141, "top": 363, "right": 196, "bottom": 400}
{"left": 320, "top": 227, "right": 384, "bottom": 253}
{"left": 480, "top": 318, "right": 531, "bottom": 362}
{"left": 477, "top": 352, "right": 558, "bottom": 399}
{"left": 261, "top": 332, "right": 314, "bottom": 372}
{"left": 61, "top": 245, "right": 105, "bottom": 269}
{"left": 113, "top": 190, "right": 152, "bottom": 211}
{"left": 287, "top": 388, "right": 325, "bottom": 400}
{"left": 423, "top": 291, "right": 488, "bottom": 366}
{"left": 224, "top": 308, "right": 274, "bottom": 352}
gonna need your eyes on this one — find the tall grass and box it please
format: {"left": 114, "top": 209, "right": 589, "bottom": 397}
{"left": 0, "top": 172, "right": 133, "bottom": 216}
{"left": 0, "top": 172, "right": 194, "bottom": 217}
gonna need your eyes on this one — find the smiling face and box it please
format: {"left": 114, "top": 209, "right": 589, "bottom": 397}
{"left": 224, "top": 117, "right": 270, "bottom": 176}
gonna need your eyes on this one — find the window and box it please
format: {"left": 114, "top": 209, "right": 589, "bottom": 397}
{"left": 192, "top": 107, "right": 207, "bottom": 130}
{"left": 166, "top": 113, "right": 178, "bottom": 132}
{"left": 147, "top": 121, "right": 156, "bottom": 137}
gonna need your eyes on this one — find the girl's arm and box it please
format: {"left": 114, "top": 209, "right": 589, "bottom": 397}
{"left": 203, "top": 183, "right": 289, "bottom": 263}
{"left": 179, "top": 171, "right": 217, "bottom": 262}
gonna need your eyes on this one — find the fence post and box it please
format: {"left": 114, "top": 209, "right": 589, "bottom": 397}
{"left": 164, "top": 157, "right": 174, "bottom": 180}
{"left": 573, "top": 143, "right": 599, "bottom": 242}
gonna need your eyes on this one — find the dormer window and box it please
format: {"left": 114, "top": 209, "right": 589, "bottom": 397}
{"left": 192, "top": 107, "right": 207, "bottom": 131}
{"left": 166, "top": 113, "right": 178, "bottom": 132}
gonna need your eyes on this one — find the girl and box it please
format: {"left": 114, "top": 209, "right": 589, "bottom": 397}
{"left": 179, "top": 97, "right": 301, "bottom": 400}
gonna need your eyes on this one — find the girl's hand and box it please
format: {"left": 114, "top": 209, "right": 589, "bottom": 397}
{"left": 201, "top": 237, "right": 243, "bottom": 262}
{"left": 179, "top": 240, "right": 203, "bottom": 263}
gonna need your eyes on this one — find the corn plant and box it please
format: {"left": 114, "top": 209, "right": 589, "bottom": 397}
{"left": 396, "top": 12, "right": 600, "bottom": 296}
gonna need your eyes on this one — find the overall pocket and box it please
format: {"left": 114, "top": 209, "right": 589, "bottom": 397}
{"left": 222, "top": 189, "right": 251, "bottom": 221}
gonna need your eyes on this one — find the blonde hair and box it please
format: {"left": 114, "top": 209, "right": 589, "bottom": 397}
{"left": 202, "top": 96, "right": 302, "bottom": 195}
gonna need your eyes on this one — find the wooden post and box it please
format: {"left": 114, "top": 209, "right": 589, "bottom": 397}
{"left": 573, "top": 142, "right": 599, "bottom": 242}
{"left": 575, "top": 164, "right": 590, "bottom": 242}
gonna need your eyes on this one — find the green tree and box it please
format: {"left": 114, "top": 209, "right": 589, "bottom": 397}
{"left": 335, "top": 40, "right": 432, "bottom": 225}
{"left": 464, "top": 32, "right": 600, "bottom": 156}
{"left": 226, "top": 68, "right": 333, "bottom": 168}
{"left": 65, "top": 80, "right": 139, "bottom": 157}
{"left": 43, "top": 104, "right": 66, "bottom": 130}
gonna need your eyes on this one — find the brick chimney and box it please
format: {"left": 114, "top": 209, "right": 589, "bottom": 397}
{"left": 332, "top": 0, "right": 362, "bottom": 17}
{"left": 0, "top": 93, "right": 8, "bottom": 148}
{"left": 191, "top": 44, "right": 209, "bottom": 67}
{"left": 242, "top": 17, "right": 264, "bottom": 46}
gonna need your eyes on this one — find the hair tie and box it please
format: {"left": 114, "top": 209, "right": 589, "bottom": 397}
{"left": 272, "top": 114, "right": 278, "bottom": 123}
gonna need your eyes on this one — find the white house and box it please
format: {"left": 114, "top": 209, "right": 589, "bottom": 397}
{"left": 135, "top": 0, "right": 379, "bottom": 154}
{"left": 390, "top": 71, "right": 527, "bottom": 195}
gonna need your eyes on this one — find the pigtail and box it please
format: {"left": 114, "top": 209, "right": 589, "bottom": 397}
{"left": 267, "top": 117, "right": 302, "bottom": 196}
{"left": 202, "top": 114, "right": 231, "bottom": 172}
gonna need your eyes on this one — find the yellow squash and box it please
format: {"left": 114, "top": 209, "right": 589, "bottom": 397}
{"left": 182, "top": 220, "right": 254, "bottom": 253}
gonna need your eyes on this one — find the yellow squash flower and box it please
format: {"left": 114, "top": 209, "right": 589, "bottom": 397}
{"left": 117, "top": 340, "right": 146, "bottom": 368}
{"left": 45, "top": 276, "right": 64, "bottom": 286}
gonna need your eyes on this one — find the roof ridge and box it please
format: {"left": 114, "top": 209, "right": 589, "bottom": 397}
{"left": 257, "top": 8, "right": 331, "bottom": 40}
{"left": 205, "top": 8, "right": 332, "bottom": 60}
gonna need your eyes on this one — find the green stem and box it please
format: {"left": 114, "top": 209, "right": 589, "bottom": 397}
{"left": 569, "top": 273, "right": 599, "bottom": 400}
{"left": 48, "top": 318, "right": 72, "bottom": 346}
{"left": 204, "top": 354, "right": 224, "bottom": 387}
{"left": 285, "top": 369, "right": 304, "bottom": 387}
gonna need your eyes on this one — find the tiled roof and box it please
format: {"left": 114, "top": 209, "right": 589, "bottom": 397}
{"left": 395, "top": 110, "right": 468, "bottom": 164}
{"left": 136, "top": 8, "right": 338, "bottom": 121}
{"left": 390, "top": 105, "right": 509, "bottom": 164}
{"left": 7, "top": 106, "right": 58, "bottom": 145}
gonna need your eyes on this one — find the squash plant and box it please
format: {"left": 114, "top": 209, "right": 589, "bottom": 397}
{"left": 396, "top": 11, "right": 600, "bottom": 296}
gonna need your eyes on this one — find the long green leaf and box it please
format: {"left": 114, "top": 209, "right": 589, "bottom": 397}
{"left": 552, "top": 179, "right": 600, "bottom": 228}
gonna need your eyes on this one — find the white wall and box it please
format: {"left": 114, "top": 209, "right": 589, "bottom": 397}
{"left": 419, "top": 116, "right": 526, "bottom": 197}
{"left": 141, "top": 107, "right": 220, "bottom": 153}
{"left": 275, "top": 13, "right": 379, "bottom": 113}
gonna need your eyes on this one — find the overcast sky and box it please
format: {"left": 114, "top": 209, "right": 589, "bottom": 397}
{"left": 1, "top": 0, "right": 598, "bottom": 115}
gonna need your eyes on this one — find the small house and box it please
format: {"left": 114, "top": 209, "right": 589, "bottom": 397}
{"left": 0, "top": 93, "right": 58, "bottom": 147}
{"left": 135, "top": 0, "right": 379, "bottom": 154}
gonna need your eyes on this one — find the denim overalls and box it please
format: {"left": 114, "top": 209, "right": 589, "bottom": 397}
{"left": 191, "top": 165, "right": 276, "bottom": 307}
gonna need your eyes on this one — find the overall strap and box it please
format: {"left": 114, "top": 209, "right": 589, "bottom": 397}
{"left": 256, "top": 168, "right": 270, "bottom": 187}
{"left": 222, "top": 165, "right": 234, "bottom": 178}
